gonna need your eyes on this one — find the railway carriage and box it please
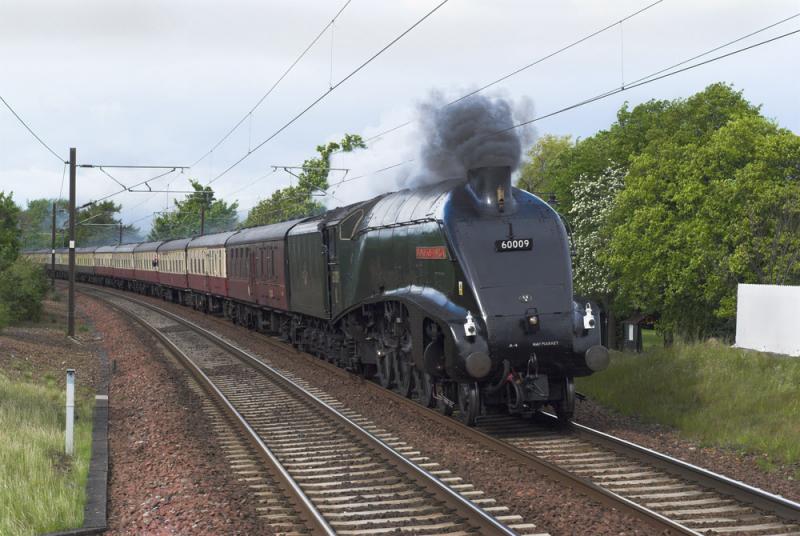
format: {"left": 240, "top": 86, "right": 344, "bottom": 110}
{"left": 157, "top": 238, "right": 190, "bottom": 301}
{"left": 53, "top": 247, "right": 69, "bottom": 279}
{"left": 133, "top": 241, "right": 163, "bottom": 290}
{"left": 94, "top": 245, "right": 115, "bottom": 281}
{"left": 186, "top": 231, "right": 235, "bottom": 310}
{"left": 111, "top": 244, "right": 136, "bottom": 285}
{"left": 75, "top": 247, "right": 97, "bottom": 279}
{"left": 225, "top": 221, "right": 298, "bottom": 328}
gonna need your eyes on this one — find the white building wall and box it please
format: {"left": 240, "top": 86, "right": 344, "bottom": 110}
{"left": 735, "top": 284, "right": 800, "bottom": 357}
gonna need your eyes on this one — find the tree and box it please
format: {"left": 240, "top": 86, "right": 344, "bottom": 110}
{"left": 245, "top": 134, "right": 366, "bottom": 227}
{"left": 522, "top": 83, "right": 790, "bottom": 342}
{"left": 568, "top": 165, "right": 626, "bottom": 346}
{"left": 0, "top": 192, "right": 21, "bottom": 270}
{"left": 603, "top": 93, "right": 799, "bottom": 340}
{"left": 18, "top": 198, "right": 68, "bottom": 250}
{"left": 149, "top": 180, "right": 238, "bottom": 241}
{"left": 75, "top": 200, "right": 142, "bottom": 246}
{"left": 517, "top": 134, "right": 573, "bottom": 194}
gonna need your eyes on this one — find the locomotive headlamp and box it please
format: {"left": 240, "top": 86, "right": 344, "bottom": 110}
{"left": 464, "top": 311, "right": 477, "bottom": 338}
{"left": 525, "top": 311, "right": 540, "bottom": 333}
{"left": 583, "top": 303, "right": 596, "bottom": 330}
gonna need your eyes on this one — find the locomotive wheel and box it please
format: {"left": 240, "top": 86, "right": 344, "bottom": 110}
{"left": 553, "top": 377, "right": 575, "bottom": 424}
{"left": 414, "top": 369, "right": 436, "bottom": 408}
{"left": 457, "top": 382, "right": 481, "bottom": 426}
{"left": 393, "top": 353, "right": 414, "bottom": 398}
{"left": 376, "top": 352, "right": 394, "bottom": 389}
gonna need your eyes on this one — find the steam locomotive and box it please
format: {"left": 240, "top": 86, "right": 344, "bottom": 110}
{"left": 31, "top": 165, "right": 608, "bottom": 424}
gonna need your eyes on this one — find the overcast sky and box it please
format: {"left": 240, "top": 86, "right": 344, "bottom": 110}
{"left": 2, "top": 0, "right": 798, "bottom": 231}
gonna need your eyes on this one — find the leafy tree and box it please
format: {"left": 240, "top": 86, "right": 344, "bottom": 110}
{"left": 18, "top": 198, "right": 67, "bottom": 250}
{"left": 517, "top": 134, "right": 573, "bottom": 194}
{"left": 603, "top": 95, "right": 799, "bottom": 340}
{"left": 0, "top": 192, "right": 21, "bottom": 270}
{"left": 568, "top": 165, "right": 626, "bottom": 346}
{"left": 75, "top": 200, "right": 142, "bottom": 246}
{"left": 149, "top": 180, "right": 238, "bottom": 241}
{"left": 245, "top": 134, "right": 366, "bottom": 227}
{"left": 524, "top": 83, "right": 788, "bottom": 343}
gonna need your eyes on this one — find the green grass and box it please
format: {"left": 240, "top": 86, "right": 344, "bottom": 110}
{"left": 0, "top": 373, "right": 93, "bottom": 535}
{"left": 576, "top": 340, "right": 800, "bottom": 464}
{"left": 641, "top": 328, "right": 661, "bottom": 351}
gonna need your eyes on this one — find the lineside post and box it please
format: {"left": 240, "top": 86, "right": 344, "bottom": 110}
{"left": 68, "top": 148, "right": 76, "bottom": 337}
{"left": 50, "top": 202, "right": 56, "bottom": 290}
{"left": 65, "top": 368, "right": 75, "bottom": 456}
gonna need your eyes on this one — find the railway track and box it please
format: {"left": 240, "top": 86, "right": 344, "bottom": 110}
{"left": 477, "top": 415, "right": 800, "bottom": 536}
{"left": 85, "top": 287, "right": 537, "bottom": 536}
{"left": 84, "top": 284, "right": 800, "bottom": 535}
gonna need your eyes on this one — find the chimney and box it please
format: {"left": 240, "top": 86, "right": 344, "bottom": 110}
{"left": 466, "top": 166, "right": 516, "bottom": 214}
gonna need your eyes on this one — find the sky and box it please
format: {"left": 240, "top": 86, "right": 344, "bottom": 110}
{"left": 1, "top": 0, "right": 798, "bottom": 233}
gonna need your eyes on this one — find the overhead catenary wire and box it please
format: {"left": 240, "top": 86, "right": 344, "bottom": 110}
{"left": 80, "top": 167, "right": 181, "bottom": 207}
{"left": 206, "top": 0, "right": 451, "bottom": 186}
{"left": 190, "top": 0, "right": 353, "bottom": 168}
{"left": 0, "top": 93, "right": 66, "bottom": 164}
{"left": 327, "top": 24, "right": 800, "bottom": 191}
{"left": 494, "top": 27, "right": 800, "bottom": 137}
{"left": 345, "top": 0, "right": 668, "bottom": 150}
{"left": 58, "top": 162, "right": 68, "bottom": 200}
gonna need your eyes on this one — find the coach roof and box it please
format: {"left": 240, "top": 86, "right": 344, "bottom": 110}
{"left": 114, "top": 243, "right": 138, "bottom": 253}
{"left": 187, "top": 230, "right": 237, "bottom": 249}
{"left": 134, "top": 241, "right": 164, "bottom": 253}
{"left": 226, "top": 218, "right": 304, "bottom": 246}
{"left": 158, "top": 237, "right": 192, "bottom": 252}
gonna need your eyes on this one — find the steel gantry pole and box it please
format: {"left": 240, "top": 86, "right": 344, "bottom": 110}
{"left": 50, "top": 202, "right": 57, "bottom": 290}
{"left": 68, "top": 148, "right": 76, "bottom": 337}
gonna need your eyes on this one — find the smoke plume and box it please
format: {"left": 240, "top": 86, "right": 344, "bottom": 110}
{"left": 327, "top": 90, "right": 535, "bottom": 204}
{"left": 405, "top": 90, "right": 535, "bottom": 188}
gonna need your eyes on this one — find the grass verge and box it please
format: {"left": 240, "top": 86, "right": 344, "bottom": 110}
{"left": 576, "top": 340, "right": 800, "bottom": 465}
{"left": 0, "top": 373, "right": 93, "bottom": 535}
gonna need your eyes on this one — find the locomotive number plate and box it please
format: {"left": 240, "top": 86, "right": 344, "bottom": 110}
{"left": 495, "top": 238, "right": 533, "bottom": 252}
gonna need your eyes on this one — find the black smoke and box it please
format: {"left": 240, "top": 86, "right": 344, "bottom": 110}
{"left": 407, "top": 91, "right": 534, "bottom": 187}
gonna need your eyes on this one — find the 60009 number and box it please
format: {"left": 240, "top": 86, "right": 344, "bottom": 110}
{"left": 495, "top": 238, "right": 533, "bottom": 252}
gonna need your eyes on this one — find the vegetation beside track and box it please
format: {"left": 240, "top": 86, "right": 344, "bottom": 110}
{"left": 576, "top": 341, "right": 800, "bottom": 466}
{"left": 0, "top": 373, "right": 93, "bottom": 535}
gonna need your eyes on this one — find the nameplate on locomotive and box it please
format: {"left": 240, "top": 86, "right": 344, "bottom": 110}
{"left": 416, "top": 246, "right": 448, "bottom": 260}
{"left": 495, "top": 238, "right": 533, "bottom": 252}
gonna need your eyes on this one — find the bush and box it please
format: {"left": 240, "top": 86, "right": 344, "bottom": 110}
{"left": 0, "top": 258, "right": 48, "bottom": 325}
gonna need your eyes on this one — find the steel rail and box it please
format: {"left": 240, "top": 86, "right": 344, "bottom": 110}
{"left": 85, "top": 286, "right": 516, "bottom": 536}
{"left": 82, "top": 283, "right": 800, "bottom": 534}
{"left": 562, "top": 415, "right": 800, "bottom": 524}
{"left": 90, "top": 289, "right": 332, "bottom": 535}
